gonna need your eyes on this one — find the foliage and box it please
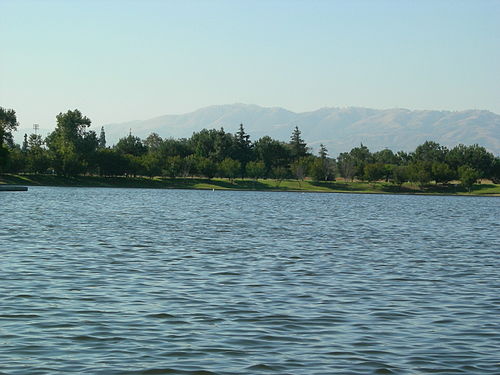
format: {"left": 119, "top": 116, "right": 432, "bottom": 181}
{"left": 363, "top": 163, "right": 386, "bottom": 182}
{"left": 431, "top": 162, "right": 455, "bottom": 184}
{"left": 289, "top": 126, "right": 308, "bottom": 160}
{"left": 45, "top": 109, "right": 98, "bottom": 176}
{"left": 407, "top": 162, "right": 432, "bottom": 187}
{"left": 0, "top": 107, "right": 18, "bottom": 170}
{"left": 337, "top": 152, "right": 356, "bottom": 181}
{"left": 245, "top": 161, "right": 266, "bottom": 180}
{"left": 219, "top": 158, "right": 241, "bottom": 181}
{"left": 458, "top": 165, "right": 479, "bottom": 192}
{"left": 446, "top": 144, "right": 494, "bottom": 178}
{"left": 1, "top": 105, "right": 498, "bottom": 195}
{"left": 254, "top": 136, "right": 290, "bottom": 176}
{"left": 391, "top": 165, "right": 408, "bottom": 186}
{"left": 413, "top": 141, "right": 448, "bottom": 163}
{"left": 115, "top": 134, "right": 147, "bottom": 156}
{"left": 0, "top": 106, "right": 18, "bottom": 148}
{"left": 98, "top": 127, "right": 106, "bottom": 149}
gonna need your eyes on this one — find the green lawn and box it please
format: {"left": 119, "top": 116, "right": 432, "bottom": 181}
{"left": 1, "top": 174, "right": 499, "bottom": 196}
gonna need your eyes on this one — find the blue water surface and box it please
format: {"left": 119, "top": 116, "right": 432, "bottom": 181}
{"left": 1, "top": 187, "right": 499, "bottom": 374}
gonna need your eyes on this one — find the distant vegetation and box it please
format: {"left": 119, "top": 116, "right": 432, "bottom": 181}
{"left": 1, "top": 107, "right": 499, "bottom": 192}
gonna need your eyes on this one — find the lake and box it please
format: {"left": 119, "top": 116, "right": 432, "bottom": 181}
{"left": 1, "top": 187, "right": 499, "bottom": 374}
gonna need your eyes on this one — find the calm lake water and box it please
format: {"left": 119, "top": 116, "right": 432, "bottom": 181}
{"left": 1, "top": 187, "right": 499, "bottom": 374}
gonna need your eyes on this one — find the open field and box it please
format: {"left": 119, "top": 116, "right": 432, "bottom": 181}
{"left": 1, "top": 174, "right": 499, "bottom": 196}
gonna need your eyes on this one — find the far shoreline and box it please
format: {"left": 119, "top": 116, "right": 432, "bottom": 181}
{"left": 1, "top": 174, "right": 499, "bottom": 197}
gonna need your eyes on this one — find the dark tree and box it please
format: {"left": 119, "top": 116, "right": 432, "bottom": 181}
{"left": 0, "top": 106, "right": 18, "bottom": 148}
{"left": 22, "top": 134, "right": 29, "bottom": 153}
{"left": 233, "top": 123, "right": 253, "bottom": 176}
{"left": 0, "top": 107, "right": 18, "bottom": 171}
{"left": 45, "top": 109, "right": 97, "bottom": 176}
{"left": 289, "top": 126, "right": 308, "bottom": 160}
{"left": 349, "top": 143, "right": 373, "bottom": 179}
{"left": 98, "top": 126, "right": 106, "bottom": 149}
{"left": 413, "top": 141, "right": 448, "bottom": 163}
{"left": 337, "top": 152, "right": 356, "bottom": 181}
{"left": 115, "top": 134, "right": 147, "bottom": 157}
{"left": 254, "top": 136, "right": 291, "bottom": 176}
{"left": 458, "top": 165, "right": 479, "bottom": 192}
{"left": 318, "top": 144, "right": 328, "bottom": 159}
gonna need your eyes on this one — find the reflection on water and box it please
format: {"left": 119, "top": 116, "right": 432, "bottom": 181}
{"left": 1, "top": 187, "right": 499, "bottom": 374}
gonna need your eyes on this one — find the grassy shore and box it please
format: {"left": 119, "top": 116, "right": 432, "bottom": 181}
{"left": 1, "top": 173, "right": 499, "bottom": 196}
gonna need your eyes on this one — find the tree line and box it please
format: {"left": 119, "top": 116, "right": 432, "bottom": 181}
{"left": 1, "top": 107, "right": 499, "bottom": 190}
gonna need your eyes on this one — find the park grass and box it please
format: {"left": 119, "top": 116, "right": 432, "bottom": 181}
{"left": 1, "top": 173, "right": 499, "bottom": 196}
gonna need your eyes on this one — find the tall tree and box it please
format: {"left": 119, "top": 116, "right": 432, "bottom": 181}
{"left": 289, "top": 126, "right": 308, "bottom": 160}
{"left": 22, "top": 134, "right": 29, "bottom": 153}
{"left": 337, "top": 152, "right": 356, "bottom": 181}
{"left": 0, "top": 107, "right": 18, "bottom": 148}
{"left": 233, "top": 123, "right": 253, "bottom": 176}
{"left": 143, "top": 133, "right": 163, "bottom": 153}
{"left": 26, "top": 134, "right": 49, "bottom": 173}
{"left": 0, "top": 107, "right": 18, "bottom": 170}
{"left": 318, "top": 144, "right": 328, "bottom": 159}
{"left": 45, "top": 109, "right": 98, "bottom": 176}
{"left": 254, "top": 136, "right": 291, "bottom": 176}
{"left": 115, "top": 134, "right": 147, "bottom": 156}
{"left": 98, "top": 126, "right": 106, "bottom": 149}
{"left": 446, "top": 144, "right": 494, "bottom": 178}
{"left": 349, "top": 143, "right": 373, "bottom": 179}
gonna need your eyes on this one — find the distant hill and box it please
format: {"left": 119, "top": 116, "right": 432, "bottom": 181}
{"left": 102, "top": 104, "right": 500, "bottom": 156}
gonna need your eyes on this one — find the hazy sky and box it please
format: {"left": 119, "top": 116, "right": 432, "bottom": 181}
{"left": 1, "top": 0, "right": 499, "bottom": 135}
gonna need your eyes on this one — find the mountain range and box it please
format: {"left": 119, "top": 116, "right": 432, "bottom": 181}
{"left": 102, "top": 104, "right": 500, "bottom": 156}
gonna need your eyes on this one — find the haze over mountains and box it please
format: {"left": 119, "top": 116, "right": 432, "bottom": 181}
{"left": 103, "top": 104, "right": 500, "bottom": 156}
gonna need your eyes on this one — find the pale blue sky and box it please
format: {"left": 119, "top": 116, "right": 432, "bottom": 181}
{"left": 1, "top": 0, "right": 499, "bottom": 135}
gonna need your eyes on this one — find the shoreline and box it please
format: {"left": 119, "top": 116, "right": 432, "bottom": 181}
{"left": 1, "top": 174, "right": 499, "bottom": 197}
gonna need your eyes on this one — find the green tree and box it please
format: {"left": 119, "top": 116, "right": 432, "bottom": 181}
{"left": 182, "top": 154, "right": 199, "bottom": 177}
{"left": 254, "top": 136, "right": 290, "bottom": 176}
{"left": 0, "top": 107, "right": 18, "bottom": 171}
{"left": 272, "top": 166, "right": 289, "bottom": 186}
{"left": 160, "top": 137, "right": 191, "bottom": 158}
{"left": 26, "top": 134, "right": 49, "bottom": 173}
{"left": 140, "top": 152, "right": 162, "bottom": 178}
{"left": 431, "top": 162, "right": 455, "bottom": 184}
{"left": 164, "top": 155, "right": 184, "bottom": 178}
{"left": 22, "top": 134, "right": 28, "bottom": 153}
{"left": 391, "top": 165, "right": 408, "bottom": 187}
{"left": 490, "top": 157, "right": 500, "bottom": 184}
{"left": 446, "top": 144, "right": 494, "bottom": 178}
{"left": 219, "top": 157, "right": 241, "bottom": 181}
{"left": 413, "top": 141, "right": 448, "bottom": 163}
{"left": 289, "top": 126, "right": 308, "bottom": 160}
{"left": 98, "top": 126, "right": 106, "bottom": 149}
{"left": 143, "top": 133, "right": 163, "bottom": 153}
{"left": 337, "top": 152, "right": 356, "bottom": 181}
{"left": 0, "top": 107, "right": 18, "bottom": 148}
{"left": 290, "top": 157, "right": 312, "bottom": 185}
{"left": 197, "top": 157, "right": 217, "bottom": 179}
{"left": 458, "top": 165, "right": 479, "bottom": 192}
{"left": 233, "top": 123, "right": 253, "bottom": 176}
{"left": 363, "top": 163, "right": 386, "bottom": 182}
{"left": 245, "top": 161, "right": 266, "bottom": 180}
{"left": 310, "top": 157, "right": 336, "bottom": 181}
{"left": 373, "top": 149, "right": 399, "bottom": 165}
{"left": 45, "top": 109, "right": 97, "bottom": 176}
{"left": 95, "top": 148, "right": 128, "bottom": 176}
{"left": 407, "top": 161, "right": 432, "bottom": 187}
{"left": 349, "top": 143, "right": 373, "bottom": 179}
{"left": 318, "top": 143, "right": 328, "bottom": 159}
{"left": 115, "top": 134, "right": 147, "bottom": 156}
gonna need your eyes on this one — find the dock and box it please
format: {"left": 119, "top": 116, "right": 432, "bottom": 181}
{"left": 0, "top": 185, "right": 28, "bottom": 191}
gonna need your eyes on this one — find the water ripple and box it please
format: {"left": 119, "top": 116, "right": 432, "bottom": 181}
{"left": 1, "top": 187, "right": 499, "bottom": 374}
